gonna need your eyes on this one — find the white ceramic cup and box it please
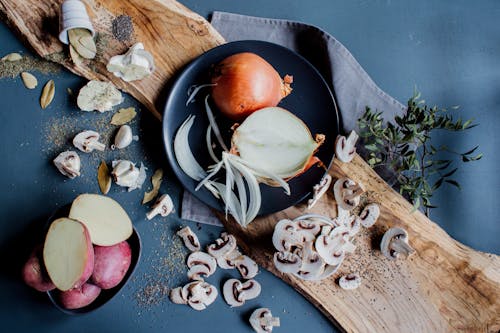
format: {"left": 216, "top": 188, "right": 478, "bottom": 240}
{"left": 58, "top": 0, "right": 95, "bottom": 44}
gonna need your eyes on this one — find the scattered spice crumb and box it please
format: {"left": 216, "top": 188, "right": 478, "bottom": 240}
{"left": 112, "top": 15, "right": 134, "bottom": 42}
{"left": 0, "top": 54, "right": 60, "bottom": 78}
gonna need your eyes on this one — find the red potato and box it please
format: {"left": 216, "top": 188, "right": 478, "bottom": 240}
{"left": 43, "top": 218, "right": 94, "bottom": 291}
{"left": 59, "top": 283, "right": 101, "bottom": 309}
{"left": 91, "top": 241, "right": 132, "bottom": 289}
{"left": 22, "top": 246, "right": 55, "bottom": 292}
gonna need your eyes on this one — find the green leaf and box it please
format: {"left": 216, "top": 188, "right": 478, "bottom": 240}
{"left": 445, "top": 179, "right": 461, "bottom": 189}
{"left": 441, "top": 168, "right": 458, "bottom": 178}
{"left": 462, "top": 145, "right": 479, "bottom": 156}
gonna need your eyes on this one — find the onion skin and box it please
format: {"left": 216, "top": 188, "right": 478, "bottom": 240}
{"left": 211, "top": 52, "right": 293, "bottom": 120}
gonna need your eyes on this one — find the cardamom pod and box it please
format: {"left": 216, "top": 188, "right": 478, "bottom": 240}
{"left": 1, "top": 52, "right": 22, "bottom": 61}
{"left": 40, "top": 80, "right": 55, "bottom": 109}
{"left": 20, "top": 72, "right": 38, "bottom": 89}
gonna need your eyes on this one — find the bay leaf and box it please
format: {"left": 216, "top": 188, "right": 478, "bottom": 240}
{"left": 69, "top": 44, "right": 83, "bottom": 65}
{"left": 68, "top": 28, "right": 96, "bottom": 59}
{"left": 97, "top": 160, "right": 112, "bottom": 195}
{"left": 142, "top": 168, "right": 164, "bottom": 204}
{"left": 40, "top": 80, "right": 55, "bottom": 109}
{"left": 111, "top": 107, "right": 137, "bottom": 125}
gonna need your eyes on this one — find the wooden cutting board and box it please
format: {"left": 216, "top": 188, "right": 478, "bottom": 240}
{"left": 1, "top": 1, "right": 499, "bottom": 332}
{"left": 0, "top": 0, "right": 224, "bottom": 119}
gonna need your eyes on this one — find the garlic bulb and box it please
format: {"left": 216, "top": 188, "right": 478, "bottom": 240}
{"left": 107, "top": 43, "right": 155, "bottom": 82}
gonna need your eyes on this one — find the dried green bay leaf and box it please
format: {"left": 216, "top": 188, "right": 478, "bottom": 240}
{"left": 142, "top": 168, "right": 163, "bottom": 204}
{"left": 98, "top": 160, "right": 112, "bottom": 195}
{"left": 68, "top": 28, "right": 96, "bottom": 59}
{"left": 1, "top": 52, "right": 22, "bottom": 61}
{"left": 40, "top": 80, "right": 55, "bottom": 109}
{"left": 111, "top": 107, "right": 137, "bottom": 125}
{"left": 20, "top": 72, "right": 38, "bottom": 89}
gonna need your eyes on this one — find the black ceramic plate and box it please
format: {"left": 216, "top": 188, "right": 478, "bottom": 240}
{"left": 163, "top": 40, "right": 339, "bottom": 215}
{"left": 45, "top": 205, "right": 141, "bottom": 315}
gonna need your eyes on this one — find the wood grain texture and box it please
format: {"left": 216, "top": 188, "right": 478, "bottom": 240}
{"left": 0, "top": 0, "right": 224, "bottom": 119}
{"left": 2, "top": 1, "right": 499, "bottom": 332}
{"left": 217, "top": 155, "right": 500, "bottom": 333}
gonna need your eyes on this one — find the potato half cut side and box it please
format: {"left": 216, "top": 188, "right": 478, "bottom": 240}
{"left": 69, "top": 194, "right": 133, "bottom": 246}
{"left": 43, "top": 218, "right": 94, "bottom": 291}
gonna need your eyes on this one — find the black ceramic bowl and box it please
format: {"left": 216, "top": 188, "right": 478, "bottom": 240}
{"left": 162, "top": 40, "right": 340, "bottom": 215}
{"left": 44, "top": 205, "right": 141, "bottom": 315}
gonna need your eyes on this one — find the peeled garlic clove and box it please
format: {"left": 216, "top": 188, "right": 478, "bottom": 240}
{"left": 111, "top": 160, "right": 139, "bottom": 188}
{"left": 53, "top": 151, "right": 81, "bottom": 179}
{"left": 113, "top": 125, "right": 133, "bottom": 150}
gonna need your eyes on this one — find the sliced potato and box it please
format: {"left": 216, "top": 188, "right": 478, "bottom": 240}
{"left": 69, "top": 194, "right": 133, "bottom": 246}
{"left": 43, "top": 218, "right": 94, "bottom": 291}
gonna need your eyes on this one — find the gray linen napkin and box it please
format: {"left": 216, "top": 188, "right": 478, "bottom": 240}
{"left": 181, "top": 11, "right": 405, "bottom": 226}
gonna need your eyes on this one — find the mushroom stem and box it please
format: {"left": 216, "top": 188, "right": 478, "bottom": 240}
{"left": 391, "top": 239, "right": 415, "bottom": 257}
{"left": 89, "top": 141, "right": 106, "bottom": 152}
{"left": 343, "top": 185, "right": 364, "bottom": 201}
{"left": 263, "top": 317, "right": 280, "bottom": 327}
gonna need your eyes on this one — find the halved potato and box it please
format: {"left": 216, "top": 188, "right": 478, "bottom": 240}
{"left": 43, "top": 218, "right": 94, "bottom": 291}
{"left": 69, "top": 194, "right": 133, "bottom": 246}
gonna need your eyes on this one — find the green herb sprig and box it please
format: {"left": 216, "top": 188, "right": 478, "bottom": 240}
{"left": 358, "top": 91, "right": 482, "bottom": 216}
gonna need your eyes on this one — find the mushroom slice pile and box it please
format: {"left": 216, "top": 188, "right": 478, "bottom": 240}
{"left": 222, "top": 278, "right": 261, "bottom": 307}
{"left": 169, "top": 281, "right": 218, "bottom": 311}
{"left": 176, "top": 226, "right": 201, "bottom": 252}
{"left": 216, "top": 247, "right": 243, "bottom": 269}
{"left": 272, "top": 215, "right": 350, "bottom": 281}
{"left": 335, "top": 130, "right": 359, "bottom": 163}
{"left": 333, "top": 177, "right": 364, "bottom": 211}
{"left": 186, "top": 251, "right": 217, "bottom": 281}
{"left": 249, "top": 308, "right": 280, "bottom": 333}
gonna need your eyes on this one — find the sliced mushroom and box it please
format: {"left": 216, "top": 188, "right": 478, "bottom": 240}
{"left": 335, "top": 130, "right": 359, "bottom": 163}
{"left": 339, "top": 273, "right": 362, "bottom": 290}
{"left": 333, "top": 177, "right": 364, "bottom": 211}
{"left": 239, "top": 279, "right": 261, "bottom": 301}
{"left": 358, "top": 203, "right": 380, "bottom": 228}
{"left": 146, "top": 194, "right": 174, "bottom": 220}
{"left": 72, "top": 130, "right": 106, "bottom": 153}
{"left": 186, "top": 251, "right": 217, "bottom": 279}
{"left": 184, "top": 281, "right": 218, "bottom": 311}
{"left": 176, "top": 226, "right": 201, "bottom": 252}
{"left": 272, "top": 219, "right": 315, "bottom": 252}
{"left": 222, "top": 278, "right": 244, "bottom": 307}
{"left": 380, "top": 227, "right": 415, "bottom": 260}
{"left": 316, "top": 263, "right": 341, "bottom": 280}
{"left": 53, "top": 151, "right": 81, "bottom": 178}
{"left": 235, "top": 255, "right": 258, "bottom": 279}
{"left": 346, "top": 215, "right": 361, "bottom": 237}
{"left": 249, "top": 308, "right": 280, "bottom": 333}
{"left": 307, "top": 174, "right": 332, "bottom": 209}
{"left": 296, "top": 242, "right": 325, "bottom": 279}
{"left": 315, "top": 227, "right": 349, "bottom": 266}
{"left": 207, "top": 233, "right": 237, "bottom": 258}
{"left": 273, "top": 251, "right": 302, "bottom": 274}
{"left": 216, "top": 248, "right": 243, "bottom": 269}
{"left": 169, "top": 287, "right": 187, "bottom": 304}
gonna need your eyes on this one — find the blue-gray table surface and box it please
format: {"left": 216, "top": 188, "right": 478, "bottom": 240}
{"left": 0, "top": 1, "right": 498, "bottom": 332}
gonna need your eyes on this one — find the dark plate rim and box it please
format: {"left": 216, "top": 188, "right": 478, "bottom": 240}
{"left": 162, "top": 40, "right": 340, "bottom": 214}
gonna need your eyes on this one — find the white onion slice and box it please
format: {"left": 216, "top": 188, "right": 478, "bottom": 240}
{"left": 211, "top": 182, "right": 243, "bottom": 226}
{"left": 186, "top": 83, "right": 216, "bottom": 106}
{"left": 174, "top": 115, "right": 206, "bottom": 181}
{"left": 204, "top": 95, "right": 229, "bottom": 152}
{"left": 206, "top": 125, "right": 220, "bottom": 163}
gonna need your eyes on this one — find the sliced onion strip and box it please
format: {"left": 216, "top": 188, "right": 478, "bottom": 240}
{"left": 173, "top": 115, "right": 206, "bottom": 181}
{"left": 186, "top": 83, "right": 216, "bottom": 106}
{"left": 204, "top": 95, "right": 229, "bottom": 152}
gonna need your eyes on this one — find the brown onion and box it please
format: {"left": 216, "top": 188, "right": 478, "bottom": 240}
{"left": 211, "top": 52, "right": 293, "bottom": 120}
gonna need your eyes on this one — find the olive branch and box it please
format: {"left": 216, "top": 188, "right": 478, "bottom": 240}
{"left": 358, "top": 91, "right": 482, "bottom": 217}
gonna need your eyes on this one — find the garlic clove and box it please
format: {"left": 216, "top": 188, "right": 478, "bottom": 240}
{"left": 113, "top": 125, "right": 134, "bottom": 150}
{"left": 111, "top": 160, "right": 139, "bottom": 189}
{"left": 107, "top": 43, "right": 155, "bottom": 82}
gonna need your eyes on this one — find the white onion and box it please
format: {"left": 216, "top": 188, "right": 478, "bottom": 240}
{"left": 174, "top": 115, "right": 206, "bottom": 181}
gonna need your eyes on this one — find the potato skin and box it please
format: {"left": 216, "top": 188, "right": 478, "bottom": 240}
{"left": 22, "top": 246, "right": 55, "bottom": 292}
{"left": 91, "top": 241, "right": 131, "bottom": 289}
{"left": 59, "top": 283, "right": 101, "bottom": 309}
